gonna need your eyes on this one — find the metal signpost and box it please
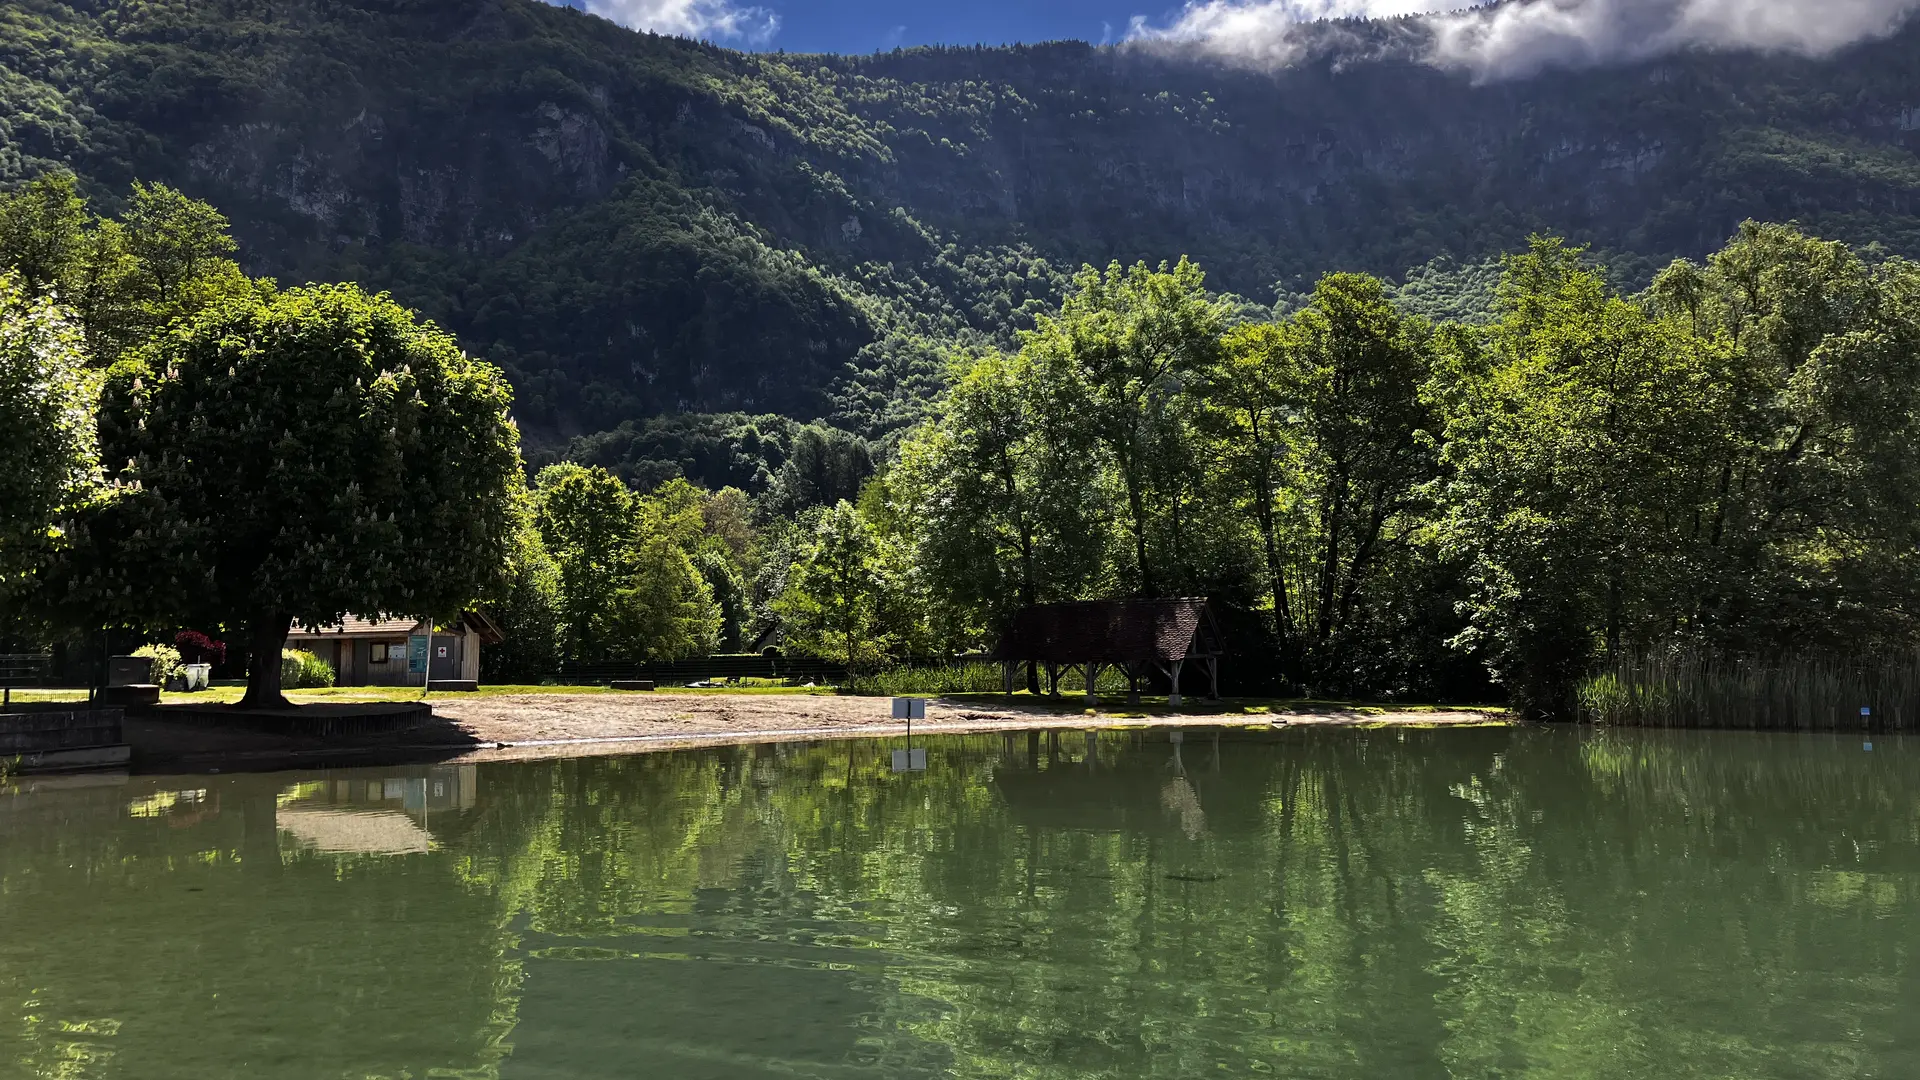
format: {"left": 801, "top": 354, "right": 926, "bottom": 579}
{"left": 408, "top": 634, "right": 430, "bottom": 689}
{"left": 891, "top": 697, "right": 927, "bottom": 772}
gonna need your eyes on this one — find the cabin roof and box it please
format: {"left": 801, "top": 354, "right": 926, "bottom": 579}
{"left": 288, "top": 615, "right": 424, "bottom": 639}
{"left": 288, "top": 611, "right": 503, "bottom": 643}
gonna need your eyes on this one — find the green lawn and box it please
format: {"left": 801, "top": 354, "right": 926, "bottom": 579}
{"left": 0, "top": 682, "right": 844, "bottom": 706}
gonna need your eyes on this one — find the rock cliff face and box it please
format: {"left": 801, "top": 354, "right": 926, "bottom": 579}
{"left": 8, "top": 0, "right": 1920, "bottom": 438}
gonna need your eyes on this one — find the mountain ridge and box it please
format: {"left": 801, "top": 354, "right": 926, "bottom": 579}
{"left": 6, "top": 0, "right": 1920, "bottom": 445}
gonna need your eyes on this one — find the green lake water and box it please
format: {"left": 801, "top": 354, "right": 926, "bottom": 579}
{"left": 3, "top": 725, "right": 1918, "bottom": 1078}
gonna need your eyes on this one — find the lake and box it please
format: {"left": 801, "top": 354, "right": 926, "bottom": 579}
{"left": 1, "top": 725, "right": 1914, "bottom": 1078}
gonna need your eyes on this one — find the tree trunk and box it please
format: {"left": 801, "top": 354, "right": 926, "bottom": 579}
{"left": 1257, "top": 472, "right": 1292, "bottom": 640}
{"left": 1315, "top": 473, "right": 1347, "bottom": 646}
{"left": 241, "top": 610, "right": 293, "bottom": 710}
{"left": 1118, "top": 442, "right": 1154, "bottom": 596}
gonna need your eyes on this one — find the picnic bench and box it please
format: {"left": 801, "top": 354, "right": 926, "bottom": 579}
{"left": 0, "top": 653, "right": 50, "bottom": 710}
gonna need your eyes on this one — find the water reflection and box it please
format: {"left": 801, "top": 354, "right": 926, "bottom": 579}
{"left": 4, "top": 728, "right": 1920, "bottom": 1078}
{"left": 274, "top": 765, "right": 478, "bottom": 856}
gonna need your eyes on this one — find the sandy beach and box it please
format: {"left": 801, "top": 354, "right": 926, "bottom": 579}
{"left": 118, "top": 690, "right": 1507, "bottom": 770}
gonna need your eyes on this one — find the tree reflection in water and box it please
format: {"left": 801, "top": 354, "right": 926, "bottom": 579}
{"left": 3, "top": 727, "right": 1919, "bottom": 1078}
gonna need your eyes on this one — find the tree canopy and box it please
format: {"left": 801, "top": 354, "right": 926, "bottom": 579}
{"left": 0, "top": 272, "right": 98, "bottom": 624}
{"left": 87, "top": 283, "right": 525, "bottom": 705}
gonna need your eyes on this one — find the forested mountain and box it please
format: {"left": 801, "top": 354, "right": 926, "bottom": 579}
{"left": 7, "top": 0, "right": 1920, "bottom": 452}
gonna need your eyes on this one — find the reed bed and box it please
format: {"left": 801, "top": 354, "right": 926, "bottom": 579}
{"left": 1578, "top": 650, "right": 1920, "bottom": 730}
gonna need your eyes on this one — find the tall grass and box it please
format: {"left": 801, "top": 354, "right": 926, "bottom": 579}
{"left": 1578, "top": 650, "right": 1920, "bottom": 729}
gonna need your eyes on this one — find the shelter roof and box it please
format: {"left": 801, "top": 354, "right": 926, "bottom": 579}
{"left": 990, "top": 599, "right": 1223, "bottom": 664}
{"left": 463, "top": 609, "right": 506, "bottom": 646}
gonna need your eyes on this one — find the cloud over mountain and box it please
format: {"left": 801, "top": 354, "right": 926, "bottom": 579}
{"left": 1128, "top": 0, "right": 1920, "bottom": 80}
{"left": 566, "top": 0, "right": 779, "bottom": 44}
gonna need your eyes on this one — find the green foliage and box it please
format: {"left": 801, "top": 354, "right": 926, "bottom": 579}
{"left": 1257, "top": 273, "right": 1438, "bottom": 678}
{"left": 891, "top": 260, "right": 1458, "bottom": 693}
{"left": 82, "top": 282, "right": 525, "bottom": 704}
{"left": 1578, "top": 650, "right": 1920, "bottom": 730}
{"left": 481, "top": 511, "right": 566, "bottom": 683}
{"left": 892, "top": 343, "right": 1105, "bottom": 642}
{"left": 759, "top": 424, "right": 876, "bottom": 519}
{"left": 0, "top": 173, "right": 250, "bottom": 367}
{"left": 552, "top": 413, "right": 819, "bottom": 493}
{"left": 619, "top": 479, "right": 724, "bottom": 661}
{"left": 531, "top": 465, "right": 723, "bottom": 664}
{"left": 1440, "top": 225, "right": 1920, "bottom": 715}
{"left": 1032, "top": 258, "right": 1230, "bottom": 596}
{"left": 1385, "top": 255, "right": 1505, "bottom": 324}
{"left": 772, "top": 500, "right": 901, "bottom": 670}
{"left": 533, "top": 463, "right": 639, "bottom": 663}
{"left": 131, "top": 642, "right": 181, "bottom": 687}
{"left": 0, "top": 271, "right": 97, "bottom": 608}
{"left": 846, "top": 661, "right": 1011, "bottom": 697}
{"left": 691, "top": 549, "right": 749, "bottom": 653}
{"left": 280, "top": 648, "right": 335, "bottom": 690}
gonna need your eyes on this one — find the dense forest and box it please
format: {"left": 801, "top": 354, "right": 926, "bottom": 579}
{"left": 6, "top": 173, "right": 1919, "bottom": 713}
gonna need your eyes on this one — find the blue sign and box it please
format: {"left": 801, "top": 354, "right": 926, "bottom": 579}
{"left": 408, "top": 635, "right": 429, "bottom": 675}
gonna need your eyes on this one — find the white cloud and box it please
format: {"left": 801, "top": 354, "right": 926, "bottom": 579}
{"left": 1126, "top": 0, "right": 1431, "bottom": 67}
{"left": 576, "top": 0, "right": 779, "bottom": 44}
{"left": 1126, "top": 0, "right": 1920, "bottom": 80}
{"left": 1432, "top": 0, "right": 1920, "bottom": 79}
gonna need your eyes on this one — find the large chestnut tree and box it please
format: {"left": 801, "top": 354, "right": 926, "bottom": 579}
{"left": 94, "top": 283, "right": 524, "bottom": 707}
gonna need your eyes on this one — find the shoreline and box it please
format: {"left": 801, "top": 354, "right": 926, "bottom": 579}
{"left": 111, "top": 692, "right": 1510, "bottom": 773}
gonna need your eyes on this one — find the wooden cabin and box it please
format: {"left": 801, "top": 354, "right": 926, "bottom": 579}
{"left": 285, "top": 612, "right": 503, "bottom": 688}
{"left": 990, "top": 598, "right": 1224, "bottom": 705}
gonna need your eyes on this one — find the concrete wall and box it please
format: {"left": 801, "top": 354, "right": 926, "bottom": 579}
{"left": 0, "top": 706, "right": 124, "bottom": 754}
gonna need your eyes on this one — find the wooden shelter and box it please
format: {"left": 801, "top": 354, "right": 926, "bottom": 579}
{"left": 990, "top": 599, "right": 1225, "bottom": 705}
{"left": 286, "top": 611, "right": 504, "bottom": 688}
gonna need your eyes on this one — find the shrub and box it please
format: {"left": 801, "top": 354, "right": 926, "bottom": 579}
{"left": 175, "top": 630, "right": 226, "bottom": 665}
{"left": 281, "top": 649, "right": 336, "bottom": 689}
{"left": 133, "top": 644, "right": 183, "bottom": 687}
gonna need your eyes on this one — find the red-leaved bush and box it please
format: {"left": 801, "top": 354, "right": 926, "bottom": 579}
{"left": 175, "top": 630, "right": 227, "bottom": 665}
